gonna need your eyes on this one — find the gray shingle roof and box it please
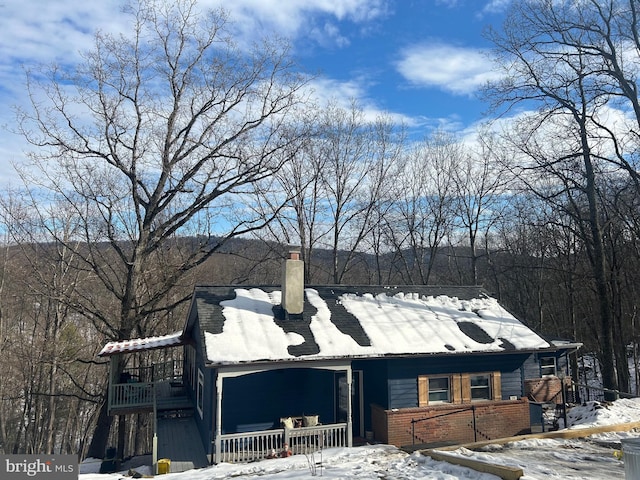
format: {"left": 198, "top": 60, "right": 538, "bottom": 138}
{"left": 182, "top": 284, "right": 549, "bottom": 366}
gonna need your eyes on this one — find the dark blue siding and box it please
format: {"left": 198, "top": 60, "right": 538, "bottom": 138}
{"left": 190, "top": 318, "right": 214, "bottom": 455}
{"left": 522, "top": 354, "right": 541, "bottom": 379}
{"left": 221, "top": 369, "right": 336, "bottom": 434}
{"left": 354, "top": 359, "right": 388, "bottom": 407}
{"left": 388, "top": 377, "right": 418, "bottom": 409}
{"left": 353, "top": 359, "right": 388, "bottom": 433}
{"left": 501, "top": 369, "right": 524, "bottom": 399}
{"left": 383, "top": 354, "right": 531, "bottom": 409}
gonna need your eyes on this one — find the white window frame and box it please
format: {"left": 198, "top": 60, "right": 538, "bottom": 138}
{"left": 189, "top": 346, "right": 196, "bottom": 390}
{"left": 197, "top": 368, "right": 204, "bottom": 418}
{"left": 540, "top": 357, "right": 557, "bottom": 377}
{"left": 428, "top": 376, "right": 451, "bottom": 404}
{"left": 470, "top": 374, "right": 491, "bottom": 401}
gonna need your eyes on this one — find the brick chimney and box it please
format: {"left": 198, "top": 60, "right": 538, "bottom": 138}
{"left": 281, "top": 249, "right": 304, "bottom": 317}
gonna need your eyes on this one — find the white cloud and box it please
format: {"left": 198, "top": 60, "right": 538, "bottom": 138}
{"left": 201, "top": 0, "right": 389, "bottom": 48}
{"left": 0, "top": 0, "right": 393, "bottom": 184}
{"left": 482, "top": 0, "right": 513, "bottom": 14}
{"left": 0, "top": 2, "right": 128, "bottom": 66}
{"left": 435, "top": 0, "right": 461, "bottom": 7}
{"left": 308, "top": 21, "right": 351, "bottom": 49}
{"left": 395, "top": 43, "right": 501, "bottom": 96}
{"left": 306, "top": 77, "right": 415, "bottom": 126}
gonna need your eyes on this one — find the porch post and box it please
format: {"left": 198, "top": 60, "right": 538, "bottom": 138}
{"left": 347, "top": 365, "right": 353, "bottom": 447}
{"left": 108, "top": 355, "right": 118, "bottom": 414}
{"left": 214, "top": 373, "right": 223, "bottom": 464}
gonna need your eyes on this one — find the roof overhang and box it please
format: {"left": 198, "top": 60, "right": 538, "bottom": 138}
{"left": 214, "top": 358, "right": 353, "bottom": 378}
{"left": 203, "top": 345, "right": 557, "bottom": 369}
{"left": 549, "top": 340, "right": 583, "bottom": 354}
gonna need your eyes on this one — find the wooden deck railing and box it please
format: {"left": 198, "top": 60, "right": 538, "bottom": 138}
{"left": 109, "top": 360, "right": 185, "bottom": 413}
{"left": 122, "top": 360, "right": 183, "bottom": 383}
{"left": 217, "top": 423, "right": 348, "bottom": 463}
{"left": 110, "top": 382, "right": 155, "bottom": 410}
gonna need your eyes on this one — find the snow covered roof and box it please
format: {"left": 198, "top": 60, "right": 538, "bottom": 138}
{"left": 185, "top": 285, "right": 553, "bottom": 366}
{"left": 98, "top": 331, "right": 183, "bottom": 356}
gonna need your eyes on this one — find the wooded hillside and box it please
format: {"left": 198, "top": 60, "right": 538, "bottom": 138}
{"left": 3, "top": 0, "right": 640, "bottom": 460}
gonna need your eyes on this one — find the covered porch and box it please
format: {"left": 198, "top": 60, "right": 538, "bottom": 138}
{"left": 212, "top": 361, "right": 354, "bottom": 464}
{"left": 217, "top": 422, "right": 348, "bottom": 463}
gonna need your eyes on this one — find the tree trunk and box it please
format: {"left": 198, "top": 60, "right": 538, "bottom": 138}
{"left": 85, "top": 398, "right": 112, "bottom": 459}
{"left": 117, "top": 415, "right": 126, "bottom": 463}
{"left": 580, "top": 124, "right": 618, "bottom": 396}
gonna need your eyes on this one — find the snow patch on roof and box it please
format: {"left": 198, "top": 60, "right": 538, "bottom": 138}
{"left": 205, "top": 288, "right": 304, "bottom": 363}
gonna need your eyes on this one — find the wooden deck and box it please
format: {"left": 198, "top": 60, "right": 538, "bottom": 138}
{"left": 108, "top": 380, "right": 207, "bottom": 473}
{"left": 156, "top": 381, "right": 193, "bottom": 411}
{"left": 108, "top": 380, "right": 192, "bottom": 415}
{"left": 157, "top": 414, "right": 209, "bottom": 473}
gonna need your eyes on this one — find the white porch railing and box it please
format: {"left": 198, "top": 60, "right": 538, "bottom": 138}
{"left": 217, "top": 423, "right": 348, "bottom": 464}
{"left": 218, "top": 428, "right": 285, "bottom": 463}
{"left": 287, "top": 423, "right": 348, "bottom": 454}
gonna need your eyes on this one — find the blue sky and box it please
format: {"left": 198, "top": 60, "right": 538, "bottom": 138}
{"left": 0, "top": 0, "right": 511, "bottom": 185}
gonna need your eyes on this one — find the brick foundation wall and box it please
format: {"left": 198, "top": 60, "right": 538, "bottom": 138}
{"left": 371, "top": 404, "right": 389, "bottom": 444}
{"left": 371, "top": 398, "right": 531, "bottom": 447}
{"left": 525, "top": 377, "right": 570, "bottom": 403}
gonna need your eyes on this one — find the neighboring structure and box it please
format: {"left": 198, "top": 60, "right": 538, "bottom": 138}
{"left": 523, "top": 340, "right": 581, "bottom": 403}
{"left": 98, "top": 251, "right": 579, "bottom": 472}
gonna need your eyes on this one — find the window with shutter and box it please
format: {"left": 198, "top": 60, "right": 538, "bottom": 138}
{"left": 417, "top": 371, "right": 502, "bottom": 406}
{"left": 418, "top": 375, "right": 451, "bottom": 405}
{"left": 428, "top": 376, "right": 451, "bottom": 404}
{"left": 470, "top": 374, "right": 491, "bottom": 400}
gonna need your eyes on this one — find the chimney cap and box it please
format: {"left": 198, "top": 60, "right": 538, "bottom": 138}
{"left": 288, "top": 250, "right": 301, "bottom": 261}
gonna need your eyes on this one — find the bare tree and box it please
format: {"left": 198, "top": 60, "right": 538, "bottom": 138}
{"left": 317, "top": 101, "right": 400, "bottom": 284}
{"left": 386, "top": 131, "right": 457, "bottom": 285}
{"left": 449, "top": 133, "right": 507, "bottom": 286}
{"left": 0, "top": 192, "right": 107, "bottom": 455}
{"left": 256, "top": 114, "right": 331, "bottom": 282}
{"left": 257, "top": 102, "right": 403, "bottom": 285}
{"left": 493, "top": 0, "right": 640, "bottom": 186}
{"left": 12, "top": 0, "right": 309, "bottom": 458}
{"left": 483, "top": 0, "right": 640, "bottom": 396}
{"left": 358, "top": 115, "right": 405, "bottom": 284}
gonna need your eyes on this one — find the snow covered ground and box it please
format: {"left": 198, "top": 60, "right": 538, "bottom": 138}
{"left": 80, "top": 398, "right": 640, "bottom": 480}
